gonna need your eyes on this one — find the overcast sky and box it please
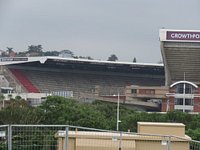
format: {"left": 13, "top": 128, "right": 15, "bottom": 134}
{"left": 0, "top": 0, "right": 200, "bottom": 63}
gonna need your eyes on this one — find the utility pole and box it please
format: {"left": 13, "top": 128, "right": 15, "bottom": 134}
{"left": 116, "top": 92, "right": 121, "bottom": 131}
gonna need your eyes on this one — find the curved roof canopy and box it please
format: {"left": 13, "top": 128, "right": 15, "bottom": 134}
{"left": 170, "top": 81, "right": 198, "bottom": 88}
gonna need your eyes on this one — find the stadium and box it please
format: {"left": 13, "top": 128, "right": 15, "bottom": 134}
{"left": 1, "top": 29, "right": 200, "bottom": 149}
{"left": 0, "top": 29, "right": 200, "bottom": 112}
{"left": 0, "top": 56, "right": 164, "bottom": 110}
{"left": 160, "top": 29, "right": 200, "bottom": 112}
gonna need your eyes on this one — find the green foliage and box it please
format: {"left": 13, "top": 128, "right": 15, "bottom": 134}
{"left": 0, "top": 94, "right": 5, "bottom": 101}
{"left": 43, "top": 51, "right": 59, "bottom": 56}
{"left": 28, "top": 45, "right": 43, "bottom": 53}
{"left": 0, "top": 98, "right": 43, "bottom": 124}
{"left": 107, "top": 54, "right": 118, "bottom": 61}
{"left": 6, "top": 47, "right": 13, "bottom": 53}
{"left": 39, "top": 97, "right": 108, "bottom": 129}
{"left": 1, "top": 96, "right": 200, "bottom": 140}
{"left": 166, "top": 111, "right": 192, "bottom": 127}
{"left": 186, "top": 128, "right": 200, "bottom": 141}
{"left": 15, "top": 95, "right": 22, "bottom": 100}
{"left": 0, "top": 107, "right": 43, "bottom": 124}
{"left": 133, "top": 57, "right": 137, "bottom": 63}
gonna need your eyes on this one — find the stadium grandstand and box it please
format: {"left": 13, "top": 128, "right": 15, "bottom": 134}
{"left": 0, "top": 57, "right": 164, "bottom": 110}
{"left": 160, "top": 29, "right": 200, "bottom": 112}
{"left": 118, "top": 29, "right": 200, "bottom": 113}
{"left": 160, "top": 29, "right": 200, "bottom": 86}
{"left": 2, "top": 29, "right": 200, "bottom": 113}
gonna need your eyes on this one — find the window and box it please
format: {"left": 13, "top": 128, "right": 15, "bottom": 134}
{"left": 175, "top": 83, "right": 194, "bottom": 94}
{"left": 185, "top": 84, "right": 193, "bottom": 94}
{"left": 175, "top": 99, "right": 183, "bottom": 105}
{"left": 176, "top": 84, "right": 184, "bottom": 93}
{"left": 27, "top": 98, "right": 42, "bottom": 106}
{"left": 185, "top": 109, "right": 192, "bottom": 113}
{"left": 145, "top": 89, "right": 155, "bottom": 95}
{"left": 175, "top": 98, "right": 193, "bottom": 105}
{"left": 185, "top": 99, "right": 193, "bottom": 105}
{"left": 131, "top": 89, "right": 137, "bottom": 94}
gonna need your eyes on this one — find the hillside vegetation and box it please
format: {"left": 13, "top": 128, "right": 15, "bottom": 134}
{"left": 0, "top": 96, "right": 200, "bottom": 140}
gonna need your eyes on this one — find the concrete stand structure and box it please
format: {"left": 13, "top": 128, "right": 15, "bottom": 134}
{"left": 55, "top": 122, "right": 191, "bottom": 150}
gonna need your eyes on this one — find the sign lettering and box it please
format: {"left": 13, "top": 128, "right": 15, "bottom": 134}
{"left": 166, "top": 31, "right": 200, "bottom": 41}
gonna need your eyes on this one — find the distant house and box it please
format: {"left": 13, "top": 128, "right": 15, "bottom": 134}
{"left": 0, "top": 50, "right": 5, "bottom": 56}
{"left": 9, "top": 51, "right": 16, "bottom": 57}
{"left": 26, "top": 52, "right": 41, "bottom": 57}
{"left": 0, "top": 49, "right": 16, "bottom": 57}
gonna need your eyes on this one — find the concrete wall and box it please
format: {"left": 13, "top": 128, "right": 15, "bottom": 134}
{"left": 56, "top": 134, "right": 190, "bottom": 150}
{"left": 136, "top": 140, "right": 189, "bottom": 150}
{"left": 137, "top": 122, "right": 185, "bottom": 137}
{"left": 125, "top": 85, "right": 168, "bottom": 99}
{"left": 55, "top": 122, "right": 190, "bottom": 150}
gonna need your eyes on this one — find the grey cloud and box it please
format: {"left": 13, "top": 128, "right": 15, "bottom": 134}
{"left": 0, "top": 0, "right": 200, "bottom": 62}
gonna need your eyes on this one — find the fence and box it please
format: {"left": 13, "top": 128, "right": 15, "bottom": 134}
{"left": 190, "top": 140, "right": 200, "bottom": 150}
{"left": 0, "top": 125, "right": 199, "bottom": 150}
{"left": 0, "top": 125, "right": 8, "bottom": 149}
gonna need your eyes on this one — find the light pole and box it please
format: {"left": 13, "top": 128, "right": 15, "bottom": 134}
{"left": 116, "top": 92, "right": 121, "bottom": 131}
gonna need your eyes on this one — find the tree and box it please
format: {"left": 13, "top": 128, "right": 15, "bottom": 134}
{"left": 186, "top": 128, "right": 200, "bottom": 141}
{"left": 78, "top": 56, "right": 93, "bottom": 60}
{"left": 108, "top": 54, "right": 118, "bottom": 61}
{"left": 6, "top": 47, "right": 13, "bottom": 54}
{"left": 15, "top": 95, "right": 22, "bottom": 101}
{"left": 39, "top": 96, "right": 77, "bottom": 124}
{"left": 1, "top": 95, "right": 200, "bottom": 140}
{"left": 1, "top": 51, "right": 7, "bottom": 57}
{"left": 133, "top": 57, "right": 137, "bottom": 63}
{"left": 43, "top": 51, "right": 59, "bottom": 56}
{"left": 0, "top": 97, "right": 44, "bottom": 124}
{"left": 0, "top": 107, "right": 44, "bottom": 124}
{"left": 87, "top": 56, "right": 93, "bottom": 60}
{"left": 0, "top": 94, "right": 5, "bottom": 109}
{"left": 28, "top": 45, "right": 43, "bottom": 53}
{"left": 39, "top": 96, "right": 109, "bottom": 128}
{"left": 17, "top": 51, "right": 27, "bottom": 57}
{"left": 59, "top": 50, "right": 74, "bottom": 58}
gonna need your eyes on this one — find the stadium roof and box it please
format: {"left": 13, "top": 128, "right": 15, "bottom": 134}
{"left": 160, "top": 29, "right": 200, "bottom": 85}
{"left": 0, "top": 56, "right": 163, "bottom": 67}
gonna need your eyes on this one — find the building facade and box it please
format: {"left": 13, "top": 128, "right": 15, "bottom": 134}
{"left": 160, "top": 29, "right": 200, "bottom": 112}
{"left": 126, "top": 29, "right": 200, "bottom": 112}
